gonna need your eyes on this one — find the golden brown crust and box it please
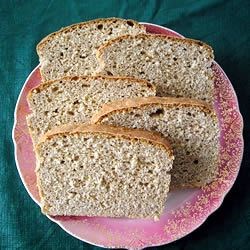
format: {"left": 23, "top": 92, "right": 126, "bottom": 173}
{"left": 37, "top": 18, "right": 146, "bottom": 54}
{"left": 96, "top": 33, "right": 214, "bottom": 60}
{"left": 91, "top": 96, "right": 217, "bottom": 124}
{"left": 27, "top": 75, "right": 156, "bottom": 106}
{"left": 36, "top": 124, "right": 173, "bottom": 158}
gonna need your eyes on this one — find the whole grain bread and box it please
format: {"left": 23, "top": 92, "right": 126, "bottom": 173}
{"left": 96, "top": 34, "right": 215, "bottom": 104}
{"left": 27, "top": 75, "right": 155, "bottom": 144}
{"left": 37, "top": 18, "right": 146, "bottom": 81}
{"left": 92, "top": 97, "right": 219, "bottom": 188}
{"left": 36, "top": 124, "right": 174, "bottom": 219}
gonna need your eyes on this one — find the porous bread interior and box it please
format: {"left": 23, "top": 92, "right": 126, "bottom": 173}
{"left": 38, "top": 19, "right": 145, "bottom": 81}
{"left": 99, "top": 104, "right": 219, "bottom": 188}
{"left": 37, "top": 133, "right": 173, "bottom": 219}
{"left": 27, "top": 77, "right": 155, "bottom": 144}
{"left": 97, "top": 35, "right": 214, "bottom": 104}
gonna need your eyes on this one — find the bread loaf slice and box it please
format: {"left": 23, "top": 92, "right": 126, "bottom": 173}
{"left": 92, "top": 97, "right": 219, "bottom": 188}
{"left": 96, "top": 34, "right": 215, "bottom": 104}
{"left": 37, "top": 18, "right": 146, "bottom": 81}
{"left": 27, "top": 76, "right": 155, "bottom": 144}
{"left": 36, "top": 124, "right": 174, "bottom": 219}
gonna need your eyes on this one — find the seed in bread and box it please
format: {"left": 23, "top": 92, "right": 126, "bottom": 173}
{"left": 92, "top": 97, "right": 219, "bottom": 188}
{"left": 37, "top": 18, "right": 146, "bottom": 81}
{"left": 27, "top": 76, "right": 156, "bottom": 144}
{"left": 96, "top": 34, "right": 214, "bottom": 104}
{"left": 36, "top": 124, "right": 174, "bottom": 219}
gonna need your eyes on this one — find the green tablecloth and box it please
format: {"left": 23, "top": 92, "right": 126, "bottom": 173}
{"left": 1, "top": 0, "right": 249, "bottom": 249}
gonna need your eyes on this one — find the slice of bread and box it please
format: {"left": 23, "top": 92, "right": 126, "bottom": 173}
{"left": 96, "top": 34, "right": 215, "bottom": 104}
{"left": 36, "top": 124, "right": 174, "bottom": 219}
{"left": 92, "top": 97, "right": 219, "bottom": 188}
{"left": 37, "top": 18, "right": 146, "bottom": 81}
{"left": 27, "top": 76, "right": 155, "bottom": 144}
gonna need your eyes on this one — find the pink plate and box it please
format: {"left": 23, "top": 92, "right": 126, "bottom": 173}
{"left": 12, "top": 23, "right": 244, "bottom": 249}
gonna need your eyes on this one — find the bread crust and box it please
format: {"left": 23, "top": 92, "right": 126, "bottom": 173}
{"left": 91, "top": 96, "right": 217, "bottom": 124}
{"left": 96, "top": 33, "right": 214, "bottom": 60}
{"left": 37, "top": 18, "right": 146, "bottom": 54}
{"left": 27, "top": 75, "right": 156, "bottom": 105}
{"left": 36, "top": 124, "right": 173, "bottom": 158}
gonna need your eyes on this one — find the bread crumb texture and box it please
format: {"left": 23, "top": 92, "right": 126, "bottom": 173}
{"left": 37, "top": 18, "right": 146, "bottom": 81}
{"left": 27, "top": 76, "right": 155, "bottom": 144}
{"left": 95, "top": 98, "right": 219, "bottom": 188}
{"left": 36, "top": 129, "right": 173, "bottom": 219}
{"left": 97, "top": 34, "right": 214, "bottom": 104}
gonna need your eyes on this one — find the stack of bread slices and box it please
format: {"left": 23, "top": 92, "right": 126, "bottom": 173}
{"left": 27, "top": 18, "right": 219, "bottom": 220}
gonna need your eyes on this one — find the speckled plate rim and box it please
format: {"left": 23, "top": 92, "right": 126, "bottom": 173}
{"left": 12, "top": 23, "right": 244, "bottom": 249}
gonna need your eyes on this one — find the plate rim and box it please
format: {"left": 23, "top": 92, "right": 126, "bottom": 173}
{"left": 12, "top": 22, "right": 244, "bottom": 249}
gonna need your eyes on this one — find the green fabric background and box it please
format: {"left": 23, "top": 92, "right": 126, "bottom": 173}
{"left": 1, "top": 0, "right": 249, "bottom": 249}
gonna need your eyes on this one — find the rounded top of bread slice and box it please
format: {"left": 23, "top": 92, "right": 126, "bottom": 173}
{"left": 97, "top": 33, "right": 214, "bottom": 59}
{"left": 91, "top": 96, "right": 217, "bottom": 123}
{"left": 37, "top": 124, "right": 173, "bottom": 158}
{"left": 27, "top": 75, "right": 155, "bottom": 97}
{"left": 37, "top": 18, "right": 146, "bottom": 52}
